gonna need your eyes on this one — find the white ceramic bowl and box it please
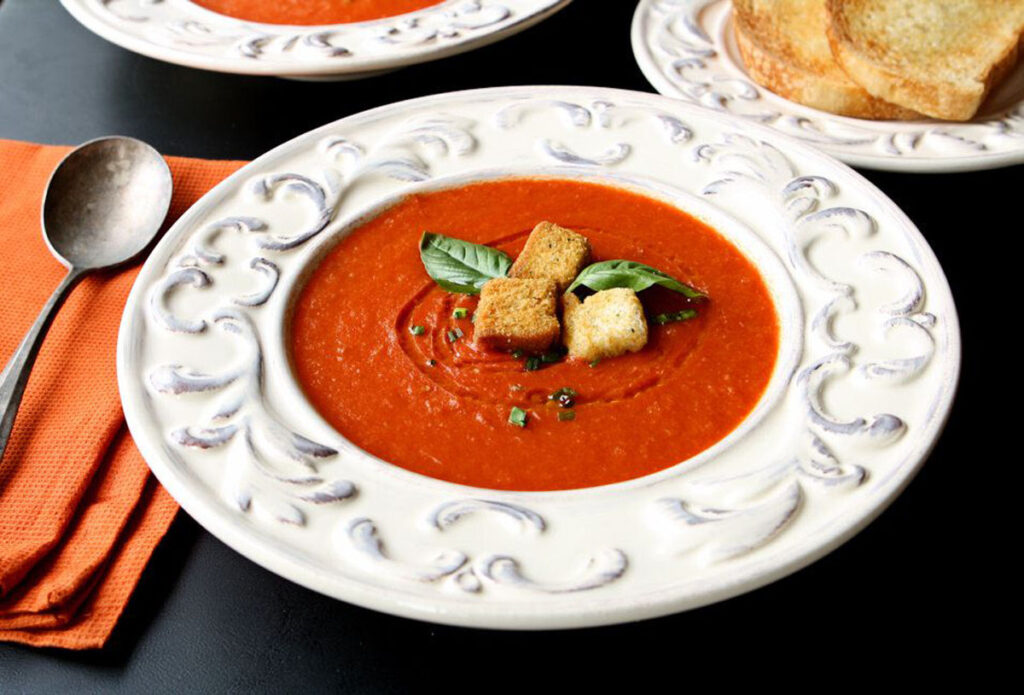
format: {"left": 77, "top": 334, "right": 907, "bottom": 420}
{"left": 118, "top": 86, "right": 960, "bottom": 628}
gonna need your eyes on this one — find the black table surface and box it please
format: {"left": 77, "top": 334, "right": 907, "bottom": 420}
{"left": 0, "top": 0, "right": 1001, "bottom": 690}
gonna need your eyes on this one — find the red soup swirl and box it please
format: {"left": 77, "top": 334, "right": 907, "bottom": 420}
{"left": 290, "top": 179, "right": 780, "bottom": 491}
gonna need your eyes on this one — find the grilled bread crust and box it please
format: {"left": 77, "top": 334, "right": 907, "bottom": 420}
{"left": 733, "top": 0, "right": 920, "bottom": 119}
{"left": 826, "top": 0, "right": 1024, "bottom": 121}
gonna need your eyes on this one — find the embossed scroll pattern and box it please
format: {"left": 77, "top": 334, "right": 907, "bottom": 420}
{"left": 146, "top": 171, "right": 351, "bottom": 526}
{"left": 648, "top": 133, "right": 938, "bottom": 562}
{"left": 86, "top": 0, "right": 541, "bottom": 69}
{"left": 344, "top": 501, "right": 627, "bottom": 594}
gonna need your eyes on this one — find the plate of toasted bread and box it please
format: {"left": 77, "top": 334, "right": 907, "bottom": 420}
{"left": 632, "top": 0, "right": 1024, "bottom": 171}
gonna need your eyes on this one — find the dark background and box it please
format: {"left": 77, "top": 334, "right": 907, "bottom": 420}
{"left": 0, "top": 0, "right": 998, "bottom": 690}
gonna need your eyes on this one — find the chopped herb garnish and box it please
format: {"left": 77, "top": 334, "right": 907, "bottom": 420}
{"left": 654, "top": 309, "right": 698, "bottom": 325}
{"left": 447, "top": 328, "right": 464, "bottom": 343}
{"left": 427, "top": 359, "right": 437, "bottom": 367}
{"left": 558, "top": 410, "right": 576, "bottom": 422}
{"left": 540, "top": 348, "right": 566, "bottom": 364}
{"left": 409, "top": 325, "right": 426, "bottom": 336}
{"left": 516, "top": 348, "right": 565, "bottom": 372}
{"left": 508, "top": 406, "right": 528, "bottom": 428}
{"left": 548, "top": 387, "right": 578, "bottom": 408}
{"left": 452, "top": 307, "right": 469, "bottom": 319}
{"left": 588, "top": 359, "right": 601, "bottom": 368}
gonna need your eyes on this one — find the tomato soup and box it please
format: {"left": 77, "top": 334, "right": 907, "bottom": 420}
{"left": 191, "top": 0, "right": 445, "bottom": 25}
{"left": 290, "top": 180, "right": 779, "bottom": 491}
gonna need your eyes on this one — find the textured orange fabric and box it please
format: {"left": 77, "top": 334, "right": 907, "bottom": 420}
{"left": 0, "top": 139, "right": 247, "bottom": 649}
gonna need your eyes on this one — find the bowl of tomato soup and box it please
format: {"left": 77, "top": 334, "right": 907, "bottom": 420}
{"left": 60, "top": 0, "right": 572, "bottom": 79}
{"left": 119, "top": 86, "right": 959, "bottom": 628}
{"left": 289, "top": 177, "right": 784, "bottom": 491}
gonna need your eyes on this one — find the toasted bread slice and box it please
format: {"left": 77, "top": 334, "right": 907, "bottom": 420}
{"left": 733, "top": 0, "right": 920, "bottom": 119}
{"left": 827, "top": 0, "right": 1024, "bottom": 121}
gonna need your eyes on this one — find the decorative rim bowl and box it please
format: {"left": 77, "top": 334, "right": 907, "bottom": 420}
{"left": 61, "top": 0, "right": 573, "bottom": 79}
{"left": 117, "top": 86, "right": 960, "bottom": 628}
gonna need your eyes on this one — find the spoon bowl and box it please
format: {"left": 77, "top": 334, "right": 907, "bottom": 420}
{"left": 42, "top": 136, "right": 172, "bottom": 270}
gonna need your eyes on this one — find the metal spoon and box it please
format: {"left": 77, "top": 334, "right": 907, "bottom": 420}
{"left": 0, "top": 136, "right": 173, "bottom": 462}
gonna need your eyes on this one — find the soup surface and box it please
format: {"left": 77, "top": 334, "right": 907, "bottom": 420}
{"left": 291, "top": 179, "right": 779, "bottom": 491}
{"left": 191, "top": 0, "right": 445, "bottom": 25}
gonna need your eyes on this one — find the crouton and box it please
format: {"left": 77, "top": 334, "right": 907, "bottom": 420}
{"left": 474, "top": 277, "right": 560, "bottom": 353}
{"left": 563, "top": 289, "right": 648, "bottom": 362}
{"left": 509, "top": 221, "right": 591, "bottom": 293}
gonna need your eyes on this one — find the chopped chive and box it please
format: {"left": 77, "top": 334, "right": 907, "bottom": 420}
{"left": 452, "top": 307, "right": 468, "bottom": 319}
{"left": 427, "top": 359, "right": 437, "bottom": 367}
{"left": 654, "top": 309, "right": 698, "bottom": 326}
{"left": 508, "top": 406, "right": 528, "bottom": 428}
{"left": 548, "top": 387, "right": 578, "bottom": 408}
{"left": 409, "top": 325, "right": 425, "bottom": 336}
{"left": 447, "top": 328, "right": 463, "bottom": 343}
{"left": 524, "top": 356, "right": 541, "bottom": 371}
{"left": 558, "top": 410, "right": 576, "bottom": 422}
{"left": 588, "top": 359, "right": 600, "bottom": 368}
{"left": 511, "top": 349, "right": 524, "bottom": 359}
{"left": 540, "top": 351, "right": 564, "bottom": 364}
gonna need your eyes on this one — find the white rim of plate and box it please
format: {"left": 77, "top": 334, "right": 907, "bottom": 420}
{"left": 117, "top": 85, "right": 960, "bottom": 629}
{"left": 631, "top": 0, "right": 1024, "bottom": 173}
{"left": 60, "top": 0, "right": 572, "bottom": 78}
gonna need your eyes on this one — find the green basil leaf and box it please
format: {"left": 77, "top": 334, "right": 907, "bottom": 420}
{"left": 419, "top": 232, "right": 512, "bottom": 295}
{"left": 567, "top": 260, "right": 705, "bottom": 298}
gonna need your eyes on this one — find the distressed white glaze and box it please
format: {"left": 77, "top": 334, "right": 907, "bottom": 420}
{"left": 117, "top": 86, "right": 960, "bottom": 628}
{"left": 60, "top": 0, "right": 571, "bottom": 79}
{"left": 631, "top": 0, "right": 1024, "bottom": 172}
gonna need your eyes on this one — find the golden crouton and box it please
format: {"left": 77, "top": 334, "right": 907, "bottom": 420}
{"left": 563, "top": 289, "right": 648, "bottom": 362}
{"left": 509, "top": 221, "right": 591, "bottom": 293}
{"left": 474, "top": 277, "right": 560, "bottom": 353}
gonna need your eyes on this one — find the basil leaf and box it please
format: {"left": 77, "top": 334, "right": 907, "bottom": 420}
{"left": 419, "top": 232, "right": 512, "bottom": 295}
{"left": 567, "top": 260, "right": 705, "bottom": 298}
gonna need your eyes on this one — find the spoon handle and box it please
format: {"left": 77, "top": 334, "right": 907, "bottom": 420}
{"left": 0, "top": 268, "right": 85, "bottom": 464}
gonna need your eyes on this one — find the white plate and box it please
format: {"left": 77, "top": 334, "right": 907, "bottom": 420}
{"left": 117, "top": 85, "right": 959, "bottom": 629}
{"left": 60, "top": 0, "right": 571, "bottom": 80}
{"left": 631, "top": 0, "right": 1024, "bottom": 172}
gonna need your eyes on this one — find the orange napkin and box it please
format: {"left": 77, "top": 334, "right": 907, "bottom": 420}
{"left": 0, "top": 139, "right": 246, "bottom": 649}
